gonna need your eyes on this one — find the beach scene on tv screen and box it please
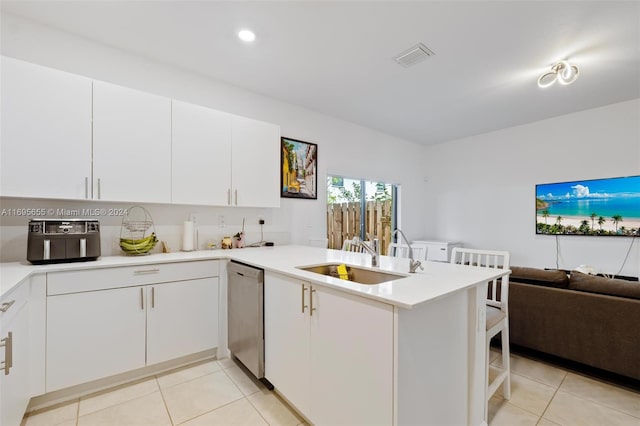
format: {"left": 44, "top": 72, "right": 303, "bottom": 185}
{"left": 536, "top": 176, "right": 640, "bottom": 236}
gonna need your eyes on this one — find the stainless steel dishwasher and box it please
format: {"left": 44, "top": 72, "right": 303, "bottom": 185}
{"left": 227, "top": 260, "right": 268, "bottom": 382}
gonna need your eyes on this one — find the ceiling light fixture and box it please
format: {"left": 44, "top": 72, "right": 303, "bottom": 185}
{"left": 537, "top": 60, "right": 579, "bottom": 88}
{"left": 238, "top": 29, "right": 256, "bottom": 43}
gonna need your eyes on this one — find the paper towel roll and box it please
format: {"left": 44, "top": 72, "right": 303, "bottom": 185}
{"left": 182, "top": 221, "right": 194, "bottom": 251}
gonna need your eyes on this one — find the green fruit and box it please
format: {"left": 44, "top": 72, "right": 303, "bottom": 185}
{"left": 120, "top": 234, "right": 157, "bottom": 253}
{"left": 120, "top": 232, "right": 156, "bottom": 245}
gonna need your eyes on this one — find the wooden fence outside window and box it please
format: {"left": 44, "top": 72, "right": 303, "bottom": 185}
{"left": 326, "top": 200, "right": 393, "bottom": 254}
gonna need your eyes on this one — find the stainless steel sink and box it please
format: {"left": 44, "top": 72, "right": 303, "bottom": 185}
{"left": 297, "top": 263, "right": 407, "bottom": 285}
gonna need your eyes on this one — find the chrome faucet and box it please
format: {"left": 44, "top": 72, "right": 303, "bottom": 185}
{"left": 392, "top": 229, "right": 424, "bottom": 273}
{"left": 359, "top": 239, "right": 380, "bottom": 267}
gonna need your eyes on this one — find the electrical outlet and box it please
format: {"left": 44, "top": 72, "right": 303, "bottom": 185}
{"left": 218, "top": 215, "right": 225, "bottom": 227}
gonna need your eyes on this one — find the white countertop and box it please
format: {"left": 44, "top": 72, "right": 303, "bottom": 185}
{"left": 1, "top": 245, "right": 508, "bottom": 309}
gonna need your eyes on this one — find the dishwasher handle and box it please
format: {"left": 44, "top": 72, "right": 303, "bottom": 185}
{"left": 228, "top": 262, "right": 264, "bottom": 281}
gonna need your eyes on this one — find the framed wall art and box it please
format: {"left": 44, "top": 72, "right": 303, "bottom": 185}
{"left": 281, "top": 137, "right": 318, "bottom": 199}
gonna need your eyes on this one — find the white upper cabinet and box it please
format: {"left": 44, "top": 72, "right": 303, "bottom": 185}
{"left": 1, "top": 56, "right": 92, "bottom": 199}
{"left": 231, "top": 116, "right": 280, "bottom": 208}
{"left": 173, "top": 102, "right": 280, "bottom": 208}
{"left": 93, "top": 81, "right": 172, "bottom": 203}
{"left": 171, "top": 100, "right": 232, "bottom": 205}
{"left": 1, "top": 57, "right": 280, "bottom": 208}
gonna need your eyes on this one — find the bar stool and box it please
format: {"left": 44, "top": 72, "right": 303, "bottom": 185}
{"left": 450, "top": 247, "right": 511, "bottom": 423}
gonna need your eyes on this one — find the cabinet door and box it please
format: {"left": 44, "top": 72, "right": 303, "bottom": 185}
{"left": 0, "top": 56, "right": 92, "bottom": 199}
{"left": 93, "top": 81, "right": 171, "bottom": 203}
{"left": 46, "top": 286, "right": 146, "bottom": 392}
{"left": 309, "top": 285, "right": 394, "bottom": 426}
{"left": 231, "top": 116, "right": 280, "bottom": 208}
{"left": 264, "top": 272, "right": 310, "bottom": 416}
{"left": 0, "top": 296, "right": 30, "bottom": 426}
{"left": 146, "top": 277, "right": 219, "bottom": 365}
{"left": 172, "top": 100, "right": 232, "bottom": 205}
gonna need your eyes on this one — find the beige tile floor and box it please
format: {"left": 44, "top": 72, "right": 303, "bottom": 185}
{"left": 487, "top": 349, "right": 640, "bottom": 426}
{"left": 22, "top": 351, "right": 640, "bottom": 426}
{"left": 22, "top": 357, "right": 306, "bottom": 426}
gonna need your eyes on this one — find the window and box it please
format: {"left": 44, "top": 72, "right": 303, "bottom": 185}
{"left": 327, "top": 175, "right": 398, "bottom": 254}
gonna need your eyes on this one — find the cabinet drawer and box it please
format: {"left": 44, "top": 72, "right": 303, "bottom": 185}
{"left": 47, "top": 260, "right": 219, "bottom": 295}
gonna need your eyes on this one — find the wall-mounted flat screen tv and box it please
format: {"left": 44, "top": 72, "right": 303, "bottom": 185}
{"left": 536, "top": 175, "right": 640, "bottom": 236}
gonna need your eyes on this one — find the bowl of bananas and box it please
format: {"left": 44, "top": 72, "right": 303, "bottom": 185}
{"left": 119, "top": 232, "right": 158, "bottom": 255}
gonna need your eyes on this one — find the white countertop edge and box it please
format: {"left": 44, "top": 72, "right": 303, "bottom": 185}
{"left": 261, "top": 266, "right": 505, "bottom": 310}
{"left": 1, "top": 246, "right": 510, "bottom": 309}
{"left": 0, "top": 250, "right": 229, "bottom": 298}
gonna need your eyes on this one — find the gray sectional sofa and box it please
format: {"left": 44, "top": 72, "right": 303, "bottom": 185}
{"left": 507, "top": 266, "right": 640, "bottom": 381}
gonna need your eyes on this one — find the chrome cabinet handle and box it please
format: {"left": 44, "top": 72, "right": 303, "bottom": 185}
{"left": 235, "top": 189, "right": 238, "bottom": 206}
{"left": 151, "top": 287, "right": 155, "bottom": 308}
{"left": 133, "top": 268, "right": 160, "bottom": 275}
{"left": 140, "top": 288, "right": 144, "bottom": 310}
{"left": 85, "top": 177, "right": 89, "bottom": 199}
{"left": 1, "top": 332, "right": 13, "bottom": 375}
{"left": 0, "top": 300, "right": 15, "bottom": 313}
{"left": 97, "top": 178, "right": 101, "bottom": 199}
{"left": 301, "top": 285, "right": 308, "bottom": 313}
{"left": 228, "top": 189, "right": 231, "bottom": 205}
{"left": 309, "top": 287, "right": 317, "bottom": 316}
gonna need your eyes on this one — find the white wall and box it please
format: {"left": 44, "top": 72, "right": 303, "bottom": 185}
{"left": 423, "top": 99, "right": 640, "bottom": 277}
{"left": 3, "top": 14, "right": 638, "bottom": 276}
{"left": 0, "top": 13, "right": 429, "bottom": 261}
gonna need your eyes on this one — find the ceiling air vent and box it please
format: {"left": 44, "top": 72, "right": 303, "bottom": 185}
{"left": 393, "top": 43, "right": 435, "bottom": 68}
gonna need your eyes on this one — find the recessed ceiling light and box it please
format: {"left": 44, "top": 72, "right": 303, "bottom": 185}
{"left": 238, "top": 29, "right": 256, "bottom": 43}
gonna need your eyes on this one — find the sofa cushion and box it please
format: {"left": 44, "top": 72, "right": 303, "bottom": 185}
{"left": 509, "top": 266, "right": 569, "bottom": 289}
{"left": 569, "top": 271, "right": 640, "bottom": 300}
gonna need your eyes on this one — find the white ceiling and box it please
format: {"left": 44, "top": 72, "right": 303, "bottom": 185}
{"left": 2, "top": 1, "right": 639, "bottom": 145}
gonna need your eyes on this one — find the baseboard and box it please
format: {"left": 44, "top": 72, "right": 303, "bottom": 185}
{"left": 26, "top": 348, "right": 217, "bottom": 413}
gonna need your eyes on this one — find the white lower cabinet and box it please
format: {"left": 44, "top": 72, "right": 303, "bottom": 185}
{"left": 1, "top": 282, "right": 31, "bottom": 426}
{"left": 264, "top": 272, "right": 393, "bottom": 425}
{"left": 46, "top": 286, "right": 147, "bottom": 391}
{"left": 0, "top": 274, "right": 44, "bottom": 426}
{"left": 46, "top": 262, "right": 219, "bottom": 392}
{"left": 264, "top": 271, "right": 311, "bottom": 415}
{"left": 146, "top": 278, "right": 219, "bottom": 365}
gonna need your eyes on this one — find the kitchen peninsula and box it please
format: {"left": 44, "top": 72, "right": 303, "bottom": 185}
{"left": 1, "top": 245, "right": 508, "bottom": 426}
